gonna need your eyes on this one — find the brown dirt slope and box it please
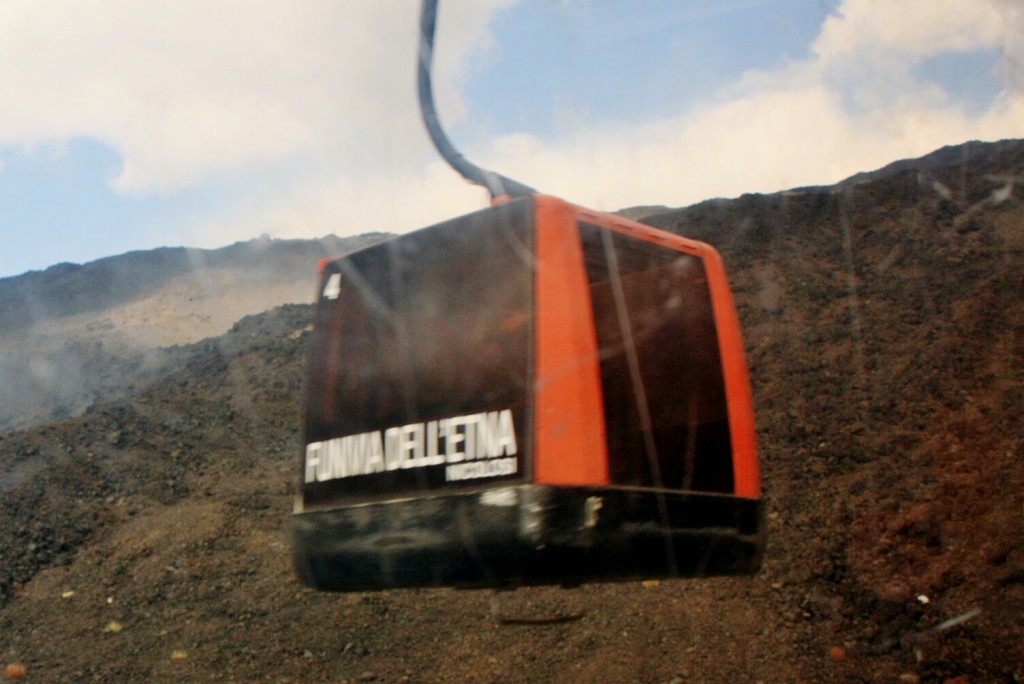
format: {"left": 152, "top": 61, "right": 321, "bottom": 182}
{"left": 0, "top": 139, "right": 1022, "bottom": 682}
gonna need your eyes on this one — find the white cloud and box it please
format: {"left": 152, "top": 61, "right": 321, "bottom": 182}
{"left": 811, "top": 0, "right": 1005, "bottom": 60}
{"left": 184, "top": 161, "right": 487, "bottom": 248}
{"left": 0, "top": 0, "right": 515, "bottom": 195}
{"left": 469, "top": 0, "right": 1024, "bottom": 210}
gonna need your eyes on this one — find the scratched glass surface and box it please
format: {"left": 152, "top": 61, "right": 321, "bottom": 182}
{"left": 0, "top": 1, "right": 1021, "bottom": 681}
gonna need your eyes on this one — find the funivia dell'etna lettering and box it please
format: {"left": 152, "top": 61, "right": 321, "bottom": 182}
{"left": 304, "top": 409, "right": 518, "bottom": 484}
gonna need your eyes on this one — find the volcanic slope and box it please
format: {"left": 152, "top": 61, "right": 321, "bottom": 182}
{"left": 1, "top": 139, "right": 1022, "bottom": 682}
{"left": 0, "top": 233, "right": 387, "bottom": 433}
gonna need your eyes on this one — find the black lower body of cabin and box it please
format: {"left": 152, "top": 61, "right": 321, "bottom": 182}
{"left": 293, "top": 485, "right": 763, "bottom": 591}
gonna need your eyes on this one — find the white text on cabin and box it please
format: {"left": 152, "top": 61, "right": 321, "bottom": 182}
{"left": 304, "top": 409, "right": 518, "bottom": 483}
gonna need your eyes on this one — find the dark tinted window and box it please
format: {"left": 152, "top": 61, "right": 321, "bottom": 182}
{"left": 303, "top": 199, "right": 534, "bottom": 503}
{"left": 579, "top": 223, "right": 734, "bottom": 493}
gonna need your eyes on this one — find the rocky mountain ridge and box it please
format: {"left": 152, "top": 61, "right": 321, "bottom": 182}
{"left": 0, "top": 233, "right": 388, "bottom": 432}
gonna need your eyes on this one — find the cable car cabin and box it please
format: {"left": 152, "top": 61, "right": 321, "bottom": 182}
{"left": 292, "top": 194, "right": 763, "bottom": 591}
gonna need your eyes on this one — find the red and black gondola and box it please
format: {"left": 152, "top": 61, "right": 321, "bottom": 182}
{"left": 290, "top": 0, "right": 764, "bottom": 592}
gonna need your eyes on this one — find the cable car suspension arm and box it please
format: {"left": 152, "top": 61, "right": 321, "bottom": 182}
{"left": 418, "top": 0, "right": 535, "bottom": 200}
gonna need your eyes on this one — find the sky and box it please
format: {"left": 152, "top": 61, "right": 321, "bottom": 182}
{"left": 0, "top": 0, "right": 1021, "bottom": 278}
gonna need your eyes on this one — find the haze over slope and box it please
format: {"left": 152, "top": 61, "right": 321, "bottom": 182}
{"left": 0, "top": 139, "right": 1022, "bottom": 682}
{"left": 0, "top": 233, "right": 387, "bottom": 432}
